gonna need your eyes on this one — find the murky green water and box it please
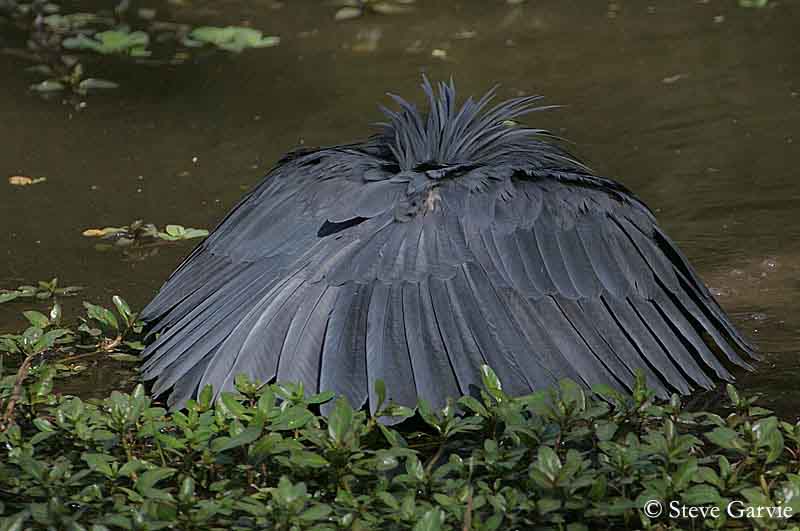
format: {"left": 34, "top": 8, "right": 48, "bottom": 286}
{"left": 1, "top": 0, "right": 798, "bottom": 412}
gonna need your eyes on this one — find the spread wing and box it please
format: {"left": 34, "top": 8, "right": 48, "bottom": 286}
{"left": 140, "top": 150, "right": 755, "bottom": 412}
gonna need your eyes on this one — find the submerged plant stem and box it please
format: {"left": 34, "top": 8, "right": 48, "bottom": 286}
{"left": 0, "top": 350, "right": 46, "bottom": 431}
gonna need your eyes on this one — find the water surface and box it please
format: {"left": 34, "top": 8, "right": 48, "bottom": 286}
{"left": 1, "top": 0, "right": 798, "bottom": 412}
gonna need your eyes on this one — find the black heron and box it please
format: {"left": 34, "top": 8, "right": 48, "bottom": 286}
{"left": 140, "top": 79, "right": 756, "bottom": 413}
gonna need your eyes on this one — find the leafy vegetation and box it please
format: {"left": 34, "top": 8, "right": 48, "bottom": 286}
{"left": 82, "top": 220, "right": 209, "bottom": 245}
{"left": 0, "top": 277, "right": 82, "bottom": 304}
{"left": 62, "top": 29, "right": 151, "bottom": 56}
{"left": 1, "top": 294, "right": 799, "bottom": 529}
{"left": 80, "top": 219, "right": 209, "bottom": 260}
{"left": 332, "top": 0, "right": 416, "bottom": 21}
{"left": 739, "top": 0, "right": 769, "bottom": 7}
{"left": 184, "top": 26, "right": 280, "bottom": 53}
{"left": 0, "top": 0, "right": 280, "bottom": 104}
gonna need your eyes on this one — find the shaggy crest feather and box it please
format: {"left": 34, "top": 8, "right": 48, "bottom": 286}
{"left": 377, "top": 77, "right": 584, "bottom": 171}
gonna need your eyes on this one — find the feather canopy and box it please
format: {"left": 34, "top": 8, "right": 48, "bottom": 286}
{"left": 140, "top": 78, "right": 756, "bottom": 415}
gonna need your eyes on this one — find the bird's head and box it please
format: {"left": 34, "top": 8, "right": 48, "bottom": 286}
{"left": 375, "top": 77, "right": 588, "bottom": 176}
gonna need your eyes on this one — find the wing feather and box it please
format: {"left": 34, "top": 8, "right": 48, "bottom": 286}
{"left": 319, "top": 283, "right": 372, "bottom": 412}
{"left": 141, "top": 134, "right": 754, "bottom": 410}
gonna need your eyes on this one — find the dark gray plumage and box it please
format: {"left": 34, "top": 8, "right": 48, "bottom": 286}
{"left": 140, "top": 78, "right": 757, "bottom": 412}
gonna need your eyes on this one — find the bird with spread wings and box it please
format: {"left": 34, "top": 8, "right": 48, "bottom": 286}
{"left": 140, "top": 78, "right": 756, "bottom": 414}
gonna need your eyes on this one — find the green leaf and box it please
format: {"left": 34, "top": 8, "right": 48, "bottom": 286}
{"left": 83, "top": 453, "right": 116, "bottom": 478}
{"left": 199, "top": 384, "right": 213, "bottom": 408}
{"left": 298, "top": 504, "right": 331, "bottom": 521}
{"left": 0, "top": 291, "right": 21, "bottom": 303}
{"left": 84, "top": 302, "right": 119, "bottom": 330}
{"left": 726, "top": 384, "right": 741, "bottom": 405}
{"left": 682, "top": 484, "right": 721, "bottom": 506}
{"left": 135, "top": 468, "right": 176, "bottom": 491}
{"left": 706, "top": 427, "right": 747, "bottom": 452}
{"left": 78, "top": 78, "right": 119, "bottom": 91}
{"left": 559, "top": 379, "right": 586, "bottom": 411}
{"left": 374, "top": 379, "right": 387, "bottom": 411}
{"left": 182, "top": 228, "right": 209, "bottom": 239}
{"left": 328, "top": 398, "right": 353, "bottom": 445}
{"left": 22, "top": 326, "right": 43, "bottom": 349}
{"left": 218, "top": 422, "right": 263, "bottom": 451}
{"left": 538, "top": 497, "right": 561, "bottom": 514}
{"left": 739, "top": 0, "right": 769, "bottom": 7}
{"left": 457, "top": 395, "right": 488, "bottom": 417}
{"left": 112, "top": 295, "right": 133, "bottom": 325}
{"left": 30, "top": 80, "right": 65, "bottom": 92}
{"left": 335, "top": 6, "right": 363, "bottom": 20}
{"left": 413, "top": 508, "right": 444, "bottom": 531}
{"left": 480, "top": 364, "right": 504, "bottom": 402}
{"left": 35, "top": 328, "right": 69, "bottom": 351}
{"left": 49, "top": 302, "right": 61, "bottom": 324}
{"left": 290, "top": 450, "right": 329, "bottom": 468}
{"left": 379, "top": 424, "right": 408, "bottom": 448}
{"left": 23, "top": 311, "right": 49, "bottom": 329}
{"left": 165, "top": 224, "right": 185, "bottom": 237}
{"left": 271, "top": 406, "right": 313, "bottom": 430}
{"left": 219, "top": 392, "right": 248, "bottom": 418}
{"left": 595, "top": 420, "right": 618, "bottom": 441}
{"left": 188, "top": 26, "right": 280, "bottom": 53}
{"left": 18, "top": 457, "right": 46, "bottom": 482}
{"left": 63, "top": 30, "right": 150, "bottom": 55}
{"left": 536, "top": 446, "right": 562, "bottom": 483}
{"left": 32, "top": 418, "right": 54, "bottom": 432}
{"left": 109, "top": 353, "right": 140, "bottom": 363}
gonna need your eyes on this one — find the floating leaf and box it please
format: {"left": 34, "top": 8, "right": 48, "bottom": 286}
{"left": 26, "top": 65, "right": 54, "bottom": 76}
{"left": 187, "top": 26, "right": 280, "bottom": 53}
{"left": 371, "top": 2, "right": 414, "bottom": 15}
{"left": 82, "top": 227, "right": 126, "bottom": 237}
{"left": 165, "top": 224, "right": 185, "bottom": 237}
{"left": 28, "top": 79, "right": 66, "bottom": 93}
{"left": 42, "top": 12, "right": 98, "bottom": 31}
{"left": 78, "top": 78, "right": 120, "bottom": 91}
{"left": 9, "top": 175, "right": 47, "bottom": 186}
{"left": 63, "top": 30, "right": 151, "bottom": 56}
{"left": 335, "top": 6, "right": 363, "bottom": 20}
{"left": 109, "top": 353, "right": 140, "bottom": 362}
{"left": 0, "top": 291, "right": 21, "bottom": 303}
{"left": 157, "top": 225, "right": 208, "bottom": 241}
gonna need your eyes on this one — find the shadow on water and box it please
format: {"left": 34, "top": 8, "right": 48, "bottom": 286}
{"left": 1, "top": 0, "right": 798, "bottom": 412}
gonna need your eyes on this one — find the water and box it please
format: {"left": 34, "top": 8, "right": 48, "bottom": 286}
{"left": 1, "top": 0, "right": 798, "bottom": 411}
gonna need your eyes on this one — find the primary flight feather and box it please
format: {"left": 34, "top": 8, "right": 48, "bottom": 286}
{"left": 140, "top": 78, "right": 756, "bottom": 412}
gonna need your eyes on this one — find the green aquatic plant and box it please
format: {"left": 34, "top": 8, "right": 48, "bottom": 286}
{"left": 333, "top": 0, "right": 415, "bottom": 21}
{"left": 0, "top": 295, "right": 142, "bottom": 430}
{"left": 62, "top": 29, "right": 151, "bottom": 56}
{"left": 184, "top": 26, "right": 280, "bottom": 53}
{"left": 0, "top": 278, "right": 82, "bottom": 304}
{"left": 1, "top": 336, "right": 800, "bottom": 530}
{"left": 27, "top": 61, "right": 118, "bottom": 95}
{"left": 739, "top": 0, "right": 769, "bottom": 7}
{"left": 0, "top": 293, "right": 798, "bottom": 528}
{"left": 1, "top": 0, "right": 282, "bottom": 103}
{"left": 0, "top": 295, "right": 142, "bottom": 359}
{"left": 82, "top": 220, "right": 209, "bottom": 246}
{"left": 156, "top": 224, "right": 211, "bottom": 241}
